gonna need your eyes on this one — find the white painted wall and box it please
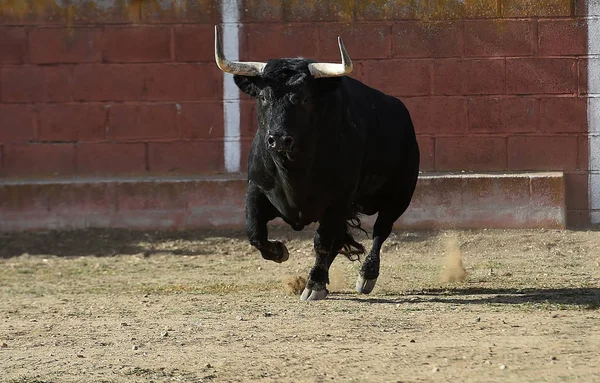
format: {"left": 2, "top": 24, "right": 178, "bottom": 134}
{"left": 589, "top": 2, "right": 600, "bottom": 223}
{"left": 221, "top": 0, "right": 242, "bottom": 173}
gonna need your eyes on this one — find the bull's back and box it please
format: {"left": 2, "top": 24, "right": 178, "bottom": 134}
{"left": 344, "top": 77, "right": 418, "bottom": 172}
{"left": 343, "top": 77, "right": 420, "bottom": 212}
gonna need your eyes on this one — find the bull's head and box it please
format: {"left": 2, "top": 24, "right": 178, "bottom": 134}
{"left": 214, "top": 26, "right": 353, "bottom": 160}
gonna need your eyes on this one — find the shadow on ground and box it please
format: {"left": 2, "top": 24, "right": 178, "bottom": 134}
{"left": 0, "top": 228, "right": 250, "bottom": 258}
{"left": 331, "top": 287, "right": 600, "bottom": 308}
{"left": 0, "top": 225, "right": 440, "bottom": 259}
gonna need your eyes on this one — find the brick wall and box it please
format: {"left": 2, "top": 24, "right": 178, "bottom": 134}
{"left": 0, "top": 0, "right": 591, "bottom": 225}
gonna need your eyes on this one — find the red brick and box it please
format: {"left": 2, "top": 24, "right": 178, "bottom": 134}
{"left": 539, "top": 20, "right": 587, "bottom": 57}
{"left": 416, "top": 135, "right": 434, "bottom": 171}
{"left": 365, "top": 59, "right": 432, "bottom": 96}
{"left": 565, "top": 172, "right": 588, "bottom": 210}
{"left": 578, "top": 134, "right": 588, "bottom": 171}
{"left": 241, "top": 0, "right": 283, "bottom": 22}
{"left": 434, "top": 59, "right": 504, "bottom": 95}
{"left": 0, "top": 66, "right": 71, "bottom": 103}
{"left": 502, "top": 0, "right": 571, "bottom": 17}
{"left": 144, "top": 64, "right": 222, "bottom": 101}
{"left": 321, "top": 24, "right": 391, "bottom": 60}
{"left": 77, "top": 142, "right": 146, "bottom": 175}
{"left": 29, "top": 27, "right": 102, "bottom": 64}
{"left": 392, "top": 22, "right": 462, "bottom": 58}
{"left": 0, "top": 104, "right": 35, "bottom": 143}
{"left": 103, "top": 27, "right": 171, "bottom": 63}
{"left": 436, "top": 136, "right": 507, "bottom": 171}
{"left": 108, "top": 103, "right": 178, "bottom": 141}
{"left": 240, "top": 100, "right": 258, "bottom": 138}
{"left": 179, "top": 102, "right": 224, "bottom": 140}
{"left": 540, "top": 97, "right": 587, "bottom": 133}
{"left": 508, "top": 136, "right": 578, "bottom": 171}
{"left": 72, "top": 64, "right": 146, "bottom": 101}
{"left": 174, "top": 25, "right": 213, "bottom": 62}
{"left": 37, "top": 103, "right": 107, "bottom": 142}
{"left": 283, "top": 0, "right": 354, "bottom": 22}
{"left": 148, "top": 141, "right": 223, "bottom": 174}
{"left": 506, "top": 58, "right": 577, "bottom": 95}
{"left": 141, "top": 0, "right": 218, "bottom": 24}
{"left": 355, "top": 0, "right": 424, "bottom": 20}
{"left": 465, "top": 20, "right": 535, "bottom": 57}
{"left": 3, "top": 143, "right": 75, "bottom": 176}
{"left": 403, "top": 97, "right": 467, "bottom": 134}
{"left": 0, "top": 27, "right": 26, "bottom": 64}
{"left": 579, "top": 59, "right": 587, "bottom": 95}
{"left": 468, "top": 97, "right": 538, "bottom": 133}
{"left": 243, "top": 24, "right": 319, "bottom": 60}
{"left": 349, "top": 61, "right": 367, "bottom": 83}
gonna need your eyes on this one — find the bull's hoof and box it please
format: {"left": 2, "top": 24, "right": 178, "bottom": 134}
{"left": 300, "top": 287, "right": 329, "bottom": 301}
{"left": 262, "top": 241, "right": 289, "bottom": 263}
{"left": 356, "top": 276, "right": 378, "bottom": 294}
{"left": 271, "top": 241, "right": 289, "bottom": 263}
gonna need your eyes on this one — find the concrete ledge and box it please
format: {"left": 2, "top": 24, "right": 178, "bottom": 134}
{"left": 0, "top": 172, "right": 565, "bottom": 232}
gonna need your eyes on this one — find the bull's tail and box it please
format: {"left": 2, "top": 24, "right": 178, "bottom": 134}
{"left": 339, "top": 215, "right": 368, "bottom": 261}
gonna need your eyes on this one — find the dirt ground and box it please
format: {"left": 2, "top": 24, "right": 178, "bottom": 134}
{"left": 1, "top": 226, "right": 599, "bottom": 383}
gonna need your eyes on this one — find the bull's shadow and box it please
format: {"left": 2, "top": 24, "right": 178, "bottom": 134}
{"left": 331, "top": 287, "right": 600, "bottom": 308}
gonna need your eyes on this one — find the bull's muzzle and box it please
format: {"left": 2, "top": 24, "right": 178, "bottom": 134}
{"left": 266, "top": 134, "right": 294, "bottom": 152}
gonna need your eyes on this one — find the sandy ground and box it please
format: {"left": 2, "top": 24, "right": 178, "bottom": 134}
{"left": 1, "top": 227, "right": 599, "bottom": 383}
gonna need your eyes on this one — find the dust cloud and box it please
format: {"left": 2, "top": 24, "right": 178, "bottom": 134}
{"left": 441, "top": 235, "right": 467, "bottom": 283}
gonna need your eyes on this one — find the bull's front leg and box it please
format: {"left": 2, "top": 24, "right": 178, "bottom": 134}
{"left": 301, "top": 215, "right": 346, "bottom": 301}
{"left": 246, "top": 182, "right": 289, "bottom": 263}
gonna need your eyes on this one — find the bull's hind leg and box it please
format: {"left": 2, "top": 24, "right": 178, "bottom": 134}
{"left": 355, "top": 213, "right": 394, "bottom": 294}
{"left": 301, "top": 218, "right": 346, "bottom": 301}
{"left": 246, "top": 182, "right": 289, "bottom": 263}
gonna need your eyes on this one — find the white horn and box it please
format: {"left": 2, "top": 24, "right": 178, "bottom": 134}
{"left": 214, "top": 25, "right": 266, "bottom": 76}
{"left": 308, "top": 37, "right": 353, "bottom": 78}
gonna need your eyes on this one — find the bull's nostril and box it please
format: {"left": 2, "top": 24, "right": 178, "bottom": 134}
{"left": 283, "top": 136, "right": 294, "bottom": 149}
{"left": 267, "top": 136, "right": 276, "bottom": 148}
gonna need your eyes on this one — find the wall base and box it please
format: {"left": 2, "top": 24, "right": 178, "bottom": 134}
{"left": 0, "top": 172, "right": 566, "bottom": 232}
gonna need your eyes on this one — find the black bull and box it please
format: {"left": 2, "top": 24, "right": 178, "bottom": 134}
{"left": 215, "top": 27, "right": 420, "bottom": 301}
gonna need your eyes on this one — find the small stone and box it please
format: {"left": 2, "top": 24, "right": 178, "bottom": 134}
{"left": 132, "top": 345, "right": 138, "bottom": 350}
{"left": 29, "top": 319, "right": 37, "bottom": 322}
{"left": 499, "top": 364, "right": 507, "bottom": 369}
{"left": 161, "top": 331, "right": 169, "bottom": 337}
{"left": 409, "top": 339, "right": 416, "bottom": 343}
{"left": 264, "top": 312, "right": 273, "bottom": 317}
{"left": 551, "top": 356, "right": 557, "bottom": 361}
{"left": 121, "top": 322, "right": 128, "bottom": 327}
{"left": 237, "top": 316, "right": 244, "bottom": 321}
{"left": 258, "top": 267, "right": 262, "bottom": 271}
{"left": 77, "top": 354, "right": 84, "bottom": 358}
{"left": 432, "top": 367, "right": 439, "bottom": 372}
{"left": 0, "top": 342, "right": 7, "bottom": 348}
{"left": 205, "top": 363, "right": 212, "bottom": 368}
{"left": 552, "top": 314, "right": 559, "bottom": 318}
{"left": 475, "top": 317, "right": 481, "bottom": 322}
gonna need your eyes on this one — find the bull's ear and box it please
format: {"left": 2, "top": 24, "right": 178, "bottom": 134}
{"left": 234, "top": 75, "right": 261, "bottom": 98}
